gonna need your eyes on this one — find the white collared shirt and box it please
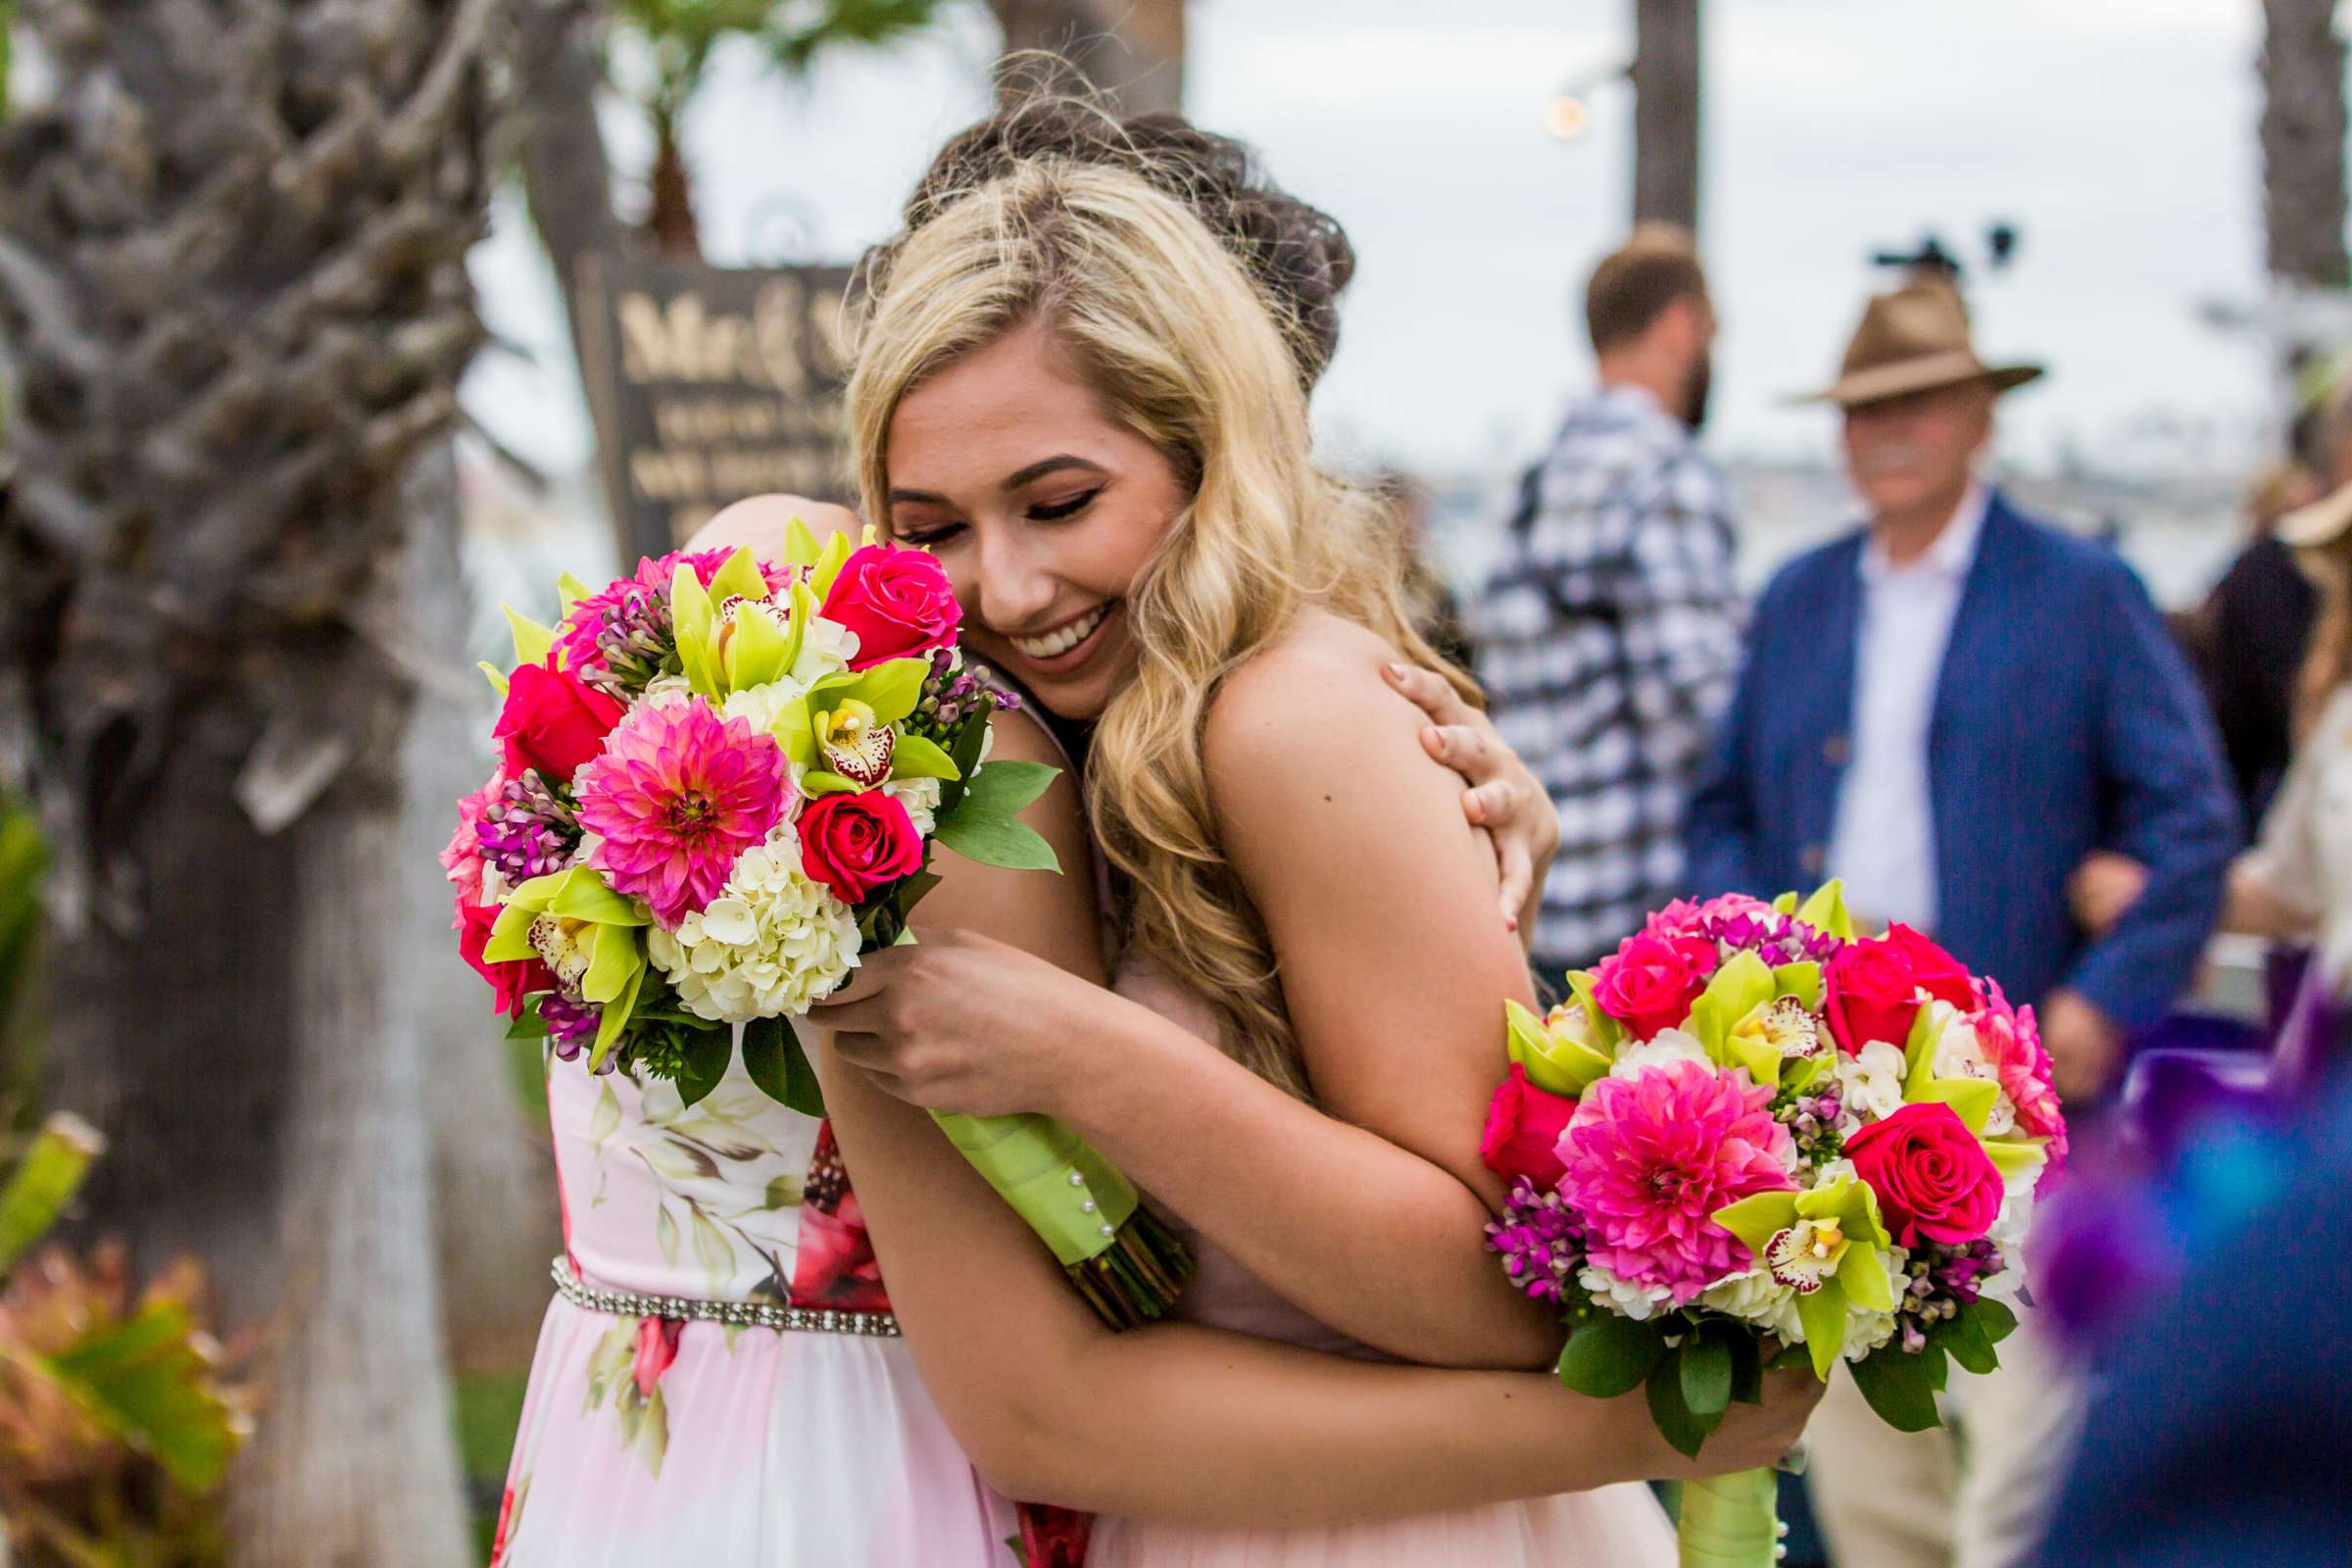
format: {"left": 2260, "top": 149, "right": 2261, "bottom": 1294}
{"left": 1826, "top": 484, "right": 1988, "bottom": 932}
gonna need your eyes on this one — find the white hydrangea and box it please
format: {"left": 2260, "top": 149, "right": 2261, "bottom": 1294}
{"left": 1610, "top": 1027, "right": 1709, "bottom": 1079}
{"left": 640, "top": 673, "right": 694, "bottom": 710}
{"left": 1578, "top": 1261, "right": 1677, "bottom": 1321}
{"left": 1842, "top": 1303, "right": 1902, "bottom": 1360}
{"left": 719, "top": 678, "right": 808, "bottom": 741}
{"left": 1835, "top": 1041, "right": 1909, "bottom": 1134}
{"left": 885, "top": 775, "right": 943, "bottom": 837}
{"left": 1931, "top": 1012, "right": 2019, "bottom": 1136}
{"left": 646, "top": 825, "right": 860, "bottom": 1023}
{"left": 1698, "top": 1268, "right": 1805, "bottom": 1342}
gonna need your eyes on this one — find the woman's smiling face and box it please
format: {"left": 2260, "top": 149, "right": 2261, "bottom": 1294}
{"left": 882, "top": 323, "right": 1190, "bottom": 720}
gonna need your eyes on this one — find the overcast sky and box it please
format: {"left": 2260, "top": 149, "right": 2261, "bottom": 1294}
{"left": 465, "top": 0, "right": 2282, "bottom": 487}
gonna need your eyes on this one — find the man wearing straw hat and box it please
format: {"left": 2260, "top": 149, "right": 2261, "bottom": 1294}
{"left": 1687, "top": 277, "right": 2235, "bottom": 1568}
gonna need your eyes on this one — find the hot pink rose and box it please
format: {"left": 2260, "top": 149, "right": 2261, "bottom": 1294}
{"left": 1844, "top": 1101, "right": 2004, "bottom": 1247}
{"left": 1592, "top": 932, "right": 1719, "bottom": 1040}
{"left": 797, "top": 791, "right": 923, "bottom": 906}
{"left": 493, "top": 660, "right": 625, "bottom": 784}
{"left": 820, "top": 543, "right": 963, "bottom": 670}
{"left": 1884, "top": 923, "right": 1976, "bottom": 1011}
{"left": 630, "top": 1315, "right": 682, "bottom": 1397}
{"left": 1480, "top": 1064, "right": 1578, "bottom": 1190}
{"left": 456, "top": 898, "right": 556, "bottom": 1019}
{"left": 1823, "top": 936, "right": 1922, "bottom": 1056}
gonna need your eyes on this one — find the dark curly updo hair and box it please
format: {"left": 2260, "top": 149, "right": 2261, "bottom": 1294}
{"left": 872, "top": 93, "right": 1356, "bottom": 389}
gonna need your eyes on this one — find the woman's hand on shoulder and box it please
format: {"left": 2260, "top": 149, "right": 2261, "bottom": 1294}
{"left": 682, "top": 493, "right": 862, "bottom": 559}
{"left": 1380, "top": 662, "right": 1556, "bottom": 948}
{"left": 811, "top": 928, "right": 1102, "bottom": 1117}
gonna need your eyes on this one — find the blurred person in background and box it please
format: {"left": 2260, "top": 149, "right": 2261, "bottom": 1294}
{"left": 2190, "top": 459, "right": 2323, "bottom": 833}
{"left": 1685, "top": 276, "right": 2236, "bottom": 1568}
{"left": 1473, "top": 224, "right": 1741, "bottom": 986}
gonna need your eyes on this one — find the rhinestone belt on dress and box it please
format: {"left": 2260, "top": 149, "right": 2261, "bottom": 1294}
{"left": 548, "top": 1255, "right": 901, "bottom": 1337}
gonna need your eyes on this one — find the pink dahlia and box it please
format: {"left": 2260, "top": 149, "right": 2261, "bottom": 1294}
{"left": 577, "top": 698, "right": 792, "bottom": 928}
{"left": 440, "top": 773, "right": 505, "bottom": 918}
{"left": 1967, "top": 979, "right": 2070, "bottom": 1175}
{"left": 1557, "top": 1059, "right": 1796, "bottom": 1303}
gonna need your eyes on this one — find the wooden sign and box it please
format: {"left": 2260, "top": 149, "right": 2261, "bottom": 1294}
{"left": 574, "top": 255, "right": 856, "bottom": 564}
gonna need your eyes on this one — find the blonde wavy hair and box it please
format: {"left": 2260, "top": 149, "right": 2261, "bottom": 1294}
{"left": 846, "top": 156, "right": 1473, "bottom": 1099}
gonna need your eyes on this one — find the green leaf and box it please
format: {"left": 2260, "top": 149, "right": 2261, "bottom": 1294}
{"left": 672, "top": 1028, "right": 734, "bottom": 1108}
{"left": 1555, "top": 1311, "right": 1668, "bottom": 1399}
{"left": 1971, "top": 1297, "right": 2019, "bottom": 1348}
{"left": 1680, "top": 1330, "right": 1734, "bottom": 1417}
{"left": 506, "top": 1004, "right": 552, "bottom": 1042}
{"left": 933, "top": 811, "right": 1061, "bottom": 873}
{"left": 1645, "top": 1348, "right": 1725, "bottom": 1458}
{"left": 939, "top": 716, "right": 990, "bottom": 814}
{"left": 1765, "top": 1341, "right": 1812, "bottom": 1373}
{"left": 0, "top": 1113, "right": 104, "bottom": 1276}
{"left": 1848, "top": 1343, "right": 1948, "bottom": 1433}
{"left": 1727, "top": 1330, "right": 1764, "bottom": 1406}
{"left": 743, "top": 1017, "right": 825, "bottom": 1117}
{"left": 34, "top": 1298, "right": 242, "bottom": 1491}
{"left": 958, "top": 759, "right": 1058, "bottom": 819}
{"left": 890, "top": 732, "right": 961, "bottom": 781}
{"left": 1942, "top": 1303, "right": 1999, "bottom": 1375}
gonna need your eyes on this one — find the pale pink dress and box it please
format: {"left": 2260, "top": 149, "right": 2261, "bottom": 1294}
{"left": 490, "top": 1052, "right": 1039, "bottom": 1565}
{"left": 1086, "top": 958, "right": 1678, "bottom": 1568}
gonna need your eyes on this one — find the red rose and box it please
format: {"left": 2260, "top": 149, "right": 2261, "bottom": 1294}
{"left": 456, "top": 897, "right": 557, "bottom": 1018}
{"left": 630, "top": 1315, "right": 682, "bottom": 1397}
{"left": 820, "top": 543, "right": 963, "bottom": 670}
{"left": 1479, "top": 1063, "right": 1578, "bottom": 1190}
{"left": 1884, "top": 923, "right": 1976, "bottom": 1011}
{"left": 797, "top": 791, "right": 923, "bottom": 905}
{"left": 1844, "top": 1101, "right": 2004, "bottom": 1248}
{"left": 1592, "top": 932, "right": 1719, "bottom": 1040}
{"left": 493, "top": 660, "right": 625, "bottom": 784}
{"left": 1823, "top": 937, "right": 1923, "bottom": 1056}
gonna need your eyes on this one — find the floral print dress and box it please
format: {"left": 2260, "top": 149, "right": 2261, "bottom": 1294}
{"left": 493, "top": 1047, "right": 1060, "bottom": 1566}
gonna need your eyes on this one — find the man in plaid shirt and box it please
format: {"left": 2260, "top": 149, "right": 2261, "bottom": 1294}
{"left": 1474, "top": 226, "right": 1741, "bottom": 980}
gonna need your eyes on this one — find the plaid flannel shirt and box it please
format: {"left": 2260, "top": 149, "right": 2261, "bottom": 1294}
{"left": 1473, "top": 383, "right": 1743, "bottom": 970}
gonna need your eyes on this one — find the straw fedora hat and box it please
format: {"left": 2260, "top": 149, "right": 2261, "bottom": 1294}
{"left": 1794, "top": 279, "right": 2044, "bottom": 409}
{"left": 2277, "top": 477, "right": 2352, "bottom": 552}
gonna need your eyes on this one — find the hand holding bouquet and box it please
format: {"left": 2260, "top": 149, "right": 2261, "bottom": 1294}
{"left": 444, "top": 523, "right": 1189, "bottom": 1325}
{"left": 1483, "top": 885, "right": 2066, "bottom": 1566}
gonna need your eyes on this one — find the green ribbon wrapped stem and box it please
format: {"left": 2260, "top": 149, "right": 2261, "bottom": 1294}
{"left": 1677, "top": 1467, "right": 1781, "bottom": 1568}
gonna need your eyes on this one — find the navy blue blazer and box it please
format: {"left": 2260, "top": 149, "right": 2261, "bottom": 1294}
{"left": 1684, "top": 492, "right": 2235, "bottom": 1030}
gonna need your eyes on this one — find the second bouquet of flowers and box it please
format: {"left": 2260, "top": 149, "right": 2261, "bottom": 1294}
{"left": 1482, "top": 884, "right": 2066, "bottom": 1567}
{"left": 443, "top": 523, "right": 1189, "bottom": 1326}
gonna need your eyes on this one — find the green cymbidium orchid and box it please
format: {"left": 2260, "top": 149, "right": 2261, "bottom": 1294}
{"left": 485, "top": 866, "right": 652, "bottom": 1070}
{"left": 1687, "top": 951, "right": 1829, "bottom": 1091}
{"left": 1504, "top": 997, "right": 1613, "bottom": 1098}
{"left": 1714, "top": 1169, "right": 1897, "bottom": 1380}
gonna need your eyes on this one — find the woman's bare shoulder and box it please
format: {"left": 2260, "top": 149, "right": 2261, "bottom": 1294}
{"left": 1204, "top": 607, "right": 1414, "bottom": 779}
{"left": 682, "top": 494, "right": 862, "bottom": 560}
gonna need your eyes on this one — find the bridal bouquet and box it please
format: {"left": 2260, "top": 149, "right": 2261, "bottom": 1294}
{"left": 1482, "top": 885, "right": 2066, "bottom": 1567}
{"left": 443, "top": 526, "right": 1189, "bottom": 1326}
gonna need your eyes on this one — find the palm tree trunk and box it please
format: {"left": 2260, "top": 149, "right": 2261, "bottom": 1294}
{"left": 988, "top": 0, "right": 1186, "bottom": 116}
{"left": 2260, "top": 0, "right": 2350, "bottom": 292}
{"left": 646, "top": 105, "right": 705, "bottom": 259}
{"left": 400, "top": 442, "right": 563, "bottom": 1379}
{"left": 1632, "top": 0, "right": 1702, "bottom": 232}
{"left": 0, "top": 0, "right": 502, "bottom": 1555}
